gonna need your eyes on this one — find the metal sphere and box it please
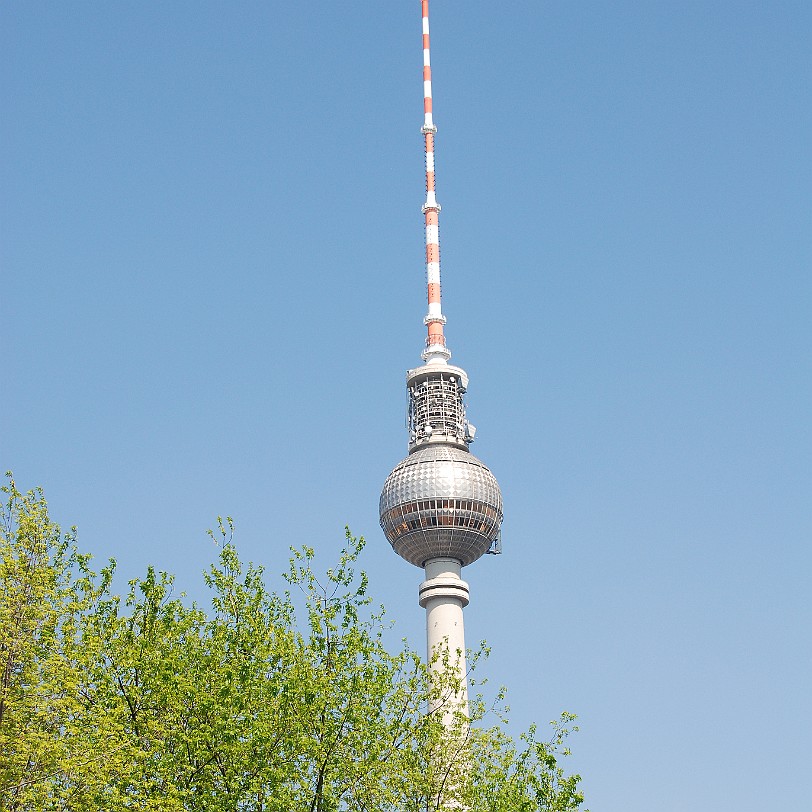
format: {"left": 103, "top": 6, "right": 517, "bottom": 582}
{"left": 379, "top": 444, "right": 503, "bottom": 568}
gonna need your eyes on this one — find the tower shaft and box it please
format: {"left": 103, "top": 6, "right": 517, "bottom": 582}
{"left": 420, "top": 558, "right": 470, "bottom": 723}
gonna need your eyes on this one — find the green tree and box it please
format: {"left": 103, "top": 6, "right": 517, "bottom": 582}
{"left": 0, "top": 476, "right": 585, "bottom": 811}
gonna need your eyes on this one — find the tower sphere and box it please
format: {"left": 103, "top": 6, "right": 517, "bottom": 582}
{"left": 379, "top": 444, "right": 503, "bottom": 568}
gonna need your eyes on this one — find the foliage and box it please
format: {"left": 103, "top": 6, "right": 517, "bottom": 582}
{"left": 0, "top": 475, "right": 585, "bottom": 811}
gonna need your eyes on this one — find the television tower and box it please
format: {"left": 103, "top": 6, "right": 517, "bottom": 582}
{"left": 379, "top": 0, "right": 503, "bottom": 724}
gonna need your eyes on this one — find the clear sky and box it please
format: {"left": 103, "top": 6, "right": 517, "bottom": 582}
{"left": 2, "top": 1, "right": 810, "bottom": 809}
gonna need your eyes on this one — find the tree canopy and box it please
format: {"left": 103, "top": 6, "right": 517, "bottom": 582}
{"left": 0, "top": 475, "right": 585, "bottom": 811}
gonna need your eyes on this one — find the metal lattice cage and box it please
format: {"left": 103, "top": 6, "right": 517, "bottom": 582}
{"left": 408, "top": 375, "right": 466, "bottom": 441}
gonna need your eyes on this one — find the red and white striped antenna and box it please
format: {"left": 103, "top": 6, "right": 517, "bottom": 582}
{"left": 420, "top": 0, "right": 451, "bottom": 364}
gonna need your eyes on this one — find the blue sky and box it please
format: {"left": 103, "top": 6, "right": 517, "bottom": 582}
{"left": 2, "top": 1, "right": 810, "bottom": 809}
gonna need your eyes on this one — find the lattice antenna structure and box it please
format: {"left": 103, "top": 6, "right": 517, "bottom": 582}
{"left": 420, "top": 0, "right": 450, "bottom": 364}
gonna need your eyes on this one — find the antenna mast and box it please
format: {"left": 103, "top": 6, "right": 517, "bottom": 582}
{"left": 420, "top": 0, "right": 450, "bottom": 363}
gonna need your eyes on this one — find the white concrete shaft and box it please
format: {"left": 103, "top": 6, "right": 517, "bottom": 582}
{"left": 419, "top": 558, "right": 470, "bottom": 722}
